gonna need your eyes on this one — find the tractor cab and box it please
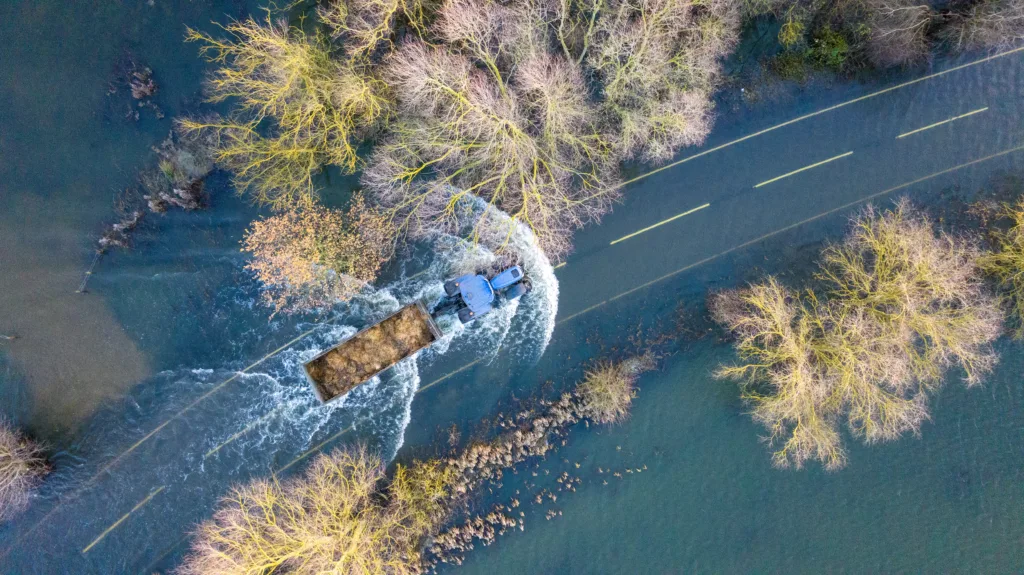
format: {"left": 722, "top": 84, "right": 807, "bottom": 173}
{"left": 434, "top": 265, "right": 530, "bottom": 323}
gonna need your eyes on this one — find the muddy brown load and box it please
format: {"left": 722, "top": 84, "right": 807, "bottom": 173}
{"left": 303, "top": 302, "right": 442, "bottom": 404}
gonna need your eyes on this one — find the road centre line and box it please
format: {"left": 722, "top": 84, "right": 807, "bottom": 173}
{"left": 609, "top": 203, "right": 711, "bottom": 245}
{"left": 275, "top": 424, "right": 356, "bottom": 476}
{"left": 81, "top": 486, "right": 165, "bottom": 554}
{"left": 754, "top": 152, "right": 853, "bottom": 188}
{"left": 897, "top": 106, "right": 989, "bottom": 139}
{"left": 17, "top": 50, "right": 1024, "bottom": 562}
{"left": 204, "top": 405, "right": 288, "bottom": 459}
{"left": 616, "top": 46, "right": 1024, "bottom": 189}
{"left": 555, "top": 143, "right": 1024, "bottom": 325}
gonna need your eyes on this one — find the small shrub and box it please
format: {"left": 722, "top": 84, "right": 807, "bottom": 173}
{"left": 810, "top": 27, "right": 850, "bottom": 71}
{"left": 769, "top": 50, "right": 811, "bottom": 81}
{"left": 241, "top": 195, "right": 396, "bottom": 315}
{"left": 980, "top": 198, "right": 1024, "bottom": 338}
{"left": 0, "top": 420, "right": 48, "bottom": 522}
{"left": 778, "top": 18, "right": 805, "bottom": 48}
{"left": 576, "top": 354, "right": 655, "bottom": 424}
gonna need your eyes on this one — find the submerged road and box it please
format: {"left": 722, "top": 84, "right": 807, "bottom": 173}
{"left": 7, "top": 47, "right": 1024, "bottom": 572}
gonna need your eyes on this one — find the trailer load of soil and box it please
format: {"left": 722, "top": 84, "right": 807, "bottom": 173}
{"left": 304, "top": 303, "right": 439, "bottom": 403}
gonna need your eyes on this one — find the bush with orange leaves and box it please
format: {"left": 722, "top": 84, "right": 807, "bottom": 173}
{"left": 241, "top": 195, "right": 396, "bottom": 315}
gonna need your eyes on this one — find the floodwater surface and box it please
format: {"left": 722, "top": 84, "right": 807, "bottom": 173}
{"left": 1, "top": 1, "right": 1024, "bottom": 573}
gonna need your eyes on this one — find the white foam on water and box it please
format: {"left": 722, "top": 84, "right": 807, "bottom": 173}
{"left": 155, "top": 193, "right": 559, "bottom": 477}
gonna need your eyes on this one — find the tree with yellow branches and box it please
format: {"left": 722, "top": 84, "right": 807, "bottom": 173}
{"left": 177, "top": 446, "right": 455, "bottom": 575}
{"left": 714, "top": 201, "right": 1001, "bottom": 471}
{"left": 181, "top": 14, "right": 393, "bottom": 209}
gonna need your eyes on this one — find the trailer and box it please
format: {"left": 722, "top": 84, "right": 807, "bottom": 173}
{"left": 303, "top": 302, "right": 442, "bottom": 404}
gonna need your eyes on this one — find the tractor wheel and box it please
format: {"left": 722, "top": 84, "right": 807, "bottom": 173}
{"left": 504, "top": 282, "right": 530, "bottom": 301}
{"left": 444, "top": 280, "right": 460, "bottom": 296}
{"left": 457, "top": 308, "right": 474, "bottom": 324}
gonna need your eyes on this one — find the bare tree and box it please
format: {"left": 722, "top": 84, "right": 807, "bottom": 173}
{"left": 362, "top": 35, "right": 619, "bottom": 259}
{"left": 940, "top": 0, "right": 1024, "bottom": 51}
{"left": 865, "top": 0, "right": 934, "bottom": 67}
{"left": 0, "top": 420, "right": 48, "bottom": 522}
{"left": 713, "top": 200, "right": 1002, "bottom": 471}
{"left": 586, "top": 0, "right": 739, "bottom": 162}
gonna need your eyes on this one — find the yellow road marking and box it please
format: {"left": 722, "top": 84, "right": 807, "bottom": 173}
{"left": 276, "top": 359, "right": 486, "bottom": 475}
{"left": 556, "top": 143, "right": 1024, "bottom": 324}
{"left": 609, "top": 203, "right": 710, "bottom": 245}
{"left": 417, "top": 359, "right": 482, "bottom": 394}
{"left": 754, "top": 152, "right": 853, "bottom": 188}
{"left": 80, "top": 141, "right": 1024, "bottom": 565}
{"left": 275, "top": 424, "right": 355, "bottom": 476}
{"left": 204, "top": 405, "right": 287, "bottom": 459}
{"left": 897, "top": 106, "right": 989, "bottom": 139}
{"left": 617, "top": 46, "right": 1024, "bottom": 189}
{"left": 90, "top": 317, "right": 344, "bottom": 481}
{"left": 82, "top": 486, "right": 165, "bottom": 554}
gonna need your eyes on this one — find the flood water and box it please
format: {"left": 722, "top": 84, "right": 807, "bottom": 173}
{"left": 2, "top": 1, "right": 1024, "bottom": 573}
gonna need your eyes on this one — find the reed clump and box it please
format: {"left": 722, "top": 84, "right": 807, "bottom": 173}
{"left": 980, "top": 198, "right": 1024, "bottom": 339}
{"left": 576, "top": 354, "right": 656, "bottom": 424}
{"left": 0, "top": 420, "right": 49, "bottom": 522}
{"left": 713, "top": 200, "right": 1001, "bottom": 471}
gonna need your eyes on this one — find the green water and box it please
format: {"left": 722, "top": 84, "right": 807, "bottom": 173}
{"left": 2, "top": 0, "right": 1024, "bottom": 572}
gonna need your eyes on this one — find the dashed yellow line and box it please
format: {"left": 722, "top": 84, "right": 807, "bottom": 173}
{"left": 92, "top": 317, "right": 345, "bottom": 481}
{"left": 754, "top": 151, "right": 853, "bottom": 188}
{"left": 82, "top": 486, "right": 165, "bottom": 554}
{"left": 275, "top": 424, "right": 356, "bottom": 476}
{"left": 609, "top": 203, "right": 710, "bottom": 245}
{"left": 276, "top": 359, "right": 486, "bottom": 475}
{"left": 204, "top": 405, "right": 287, "bottom": 459}
{"left": 616, "top": 46, "right": 1024, "bottom": 189}
{"left": 897, "top": 106, "right": 989, "bottom": 139}
{"left": 416, "top": 359, "right": 482, "bottom": 394}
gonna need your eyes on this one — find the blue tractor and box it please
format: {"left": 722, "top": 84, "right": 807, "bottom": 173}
{"left": 433, "top": 266, "right": 531, "bottom": 324}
